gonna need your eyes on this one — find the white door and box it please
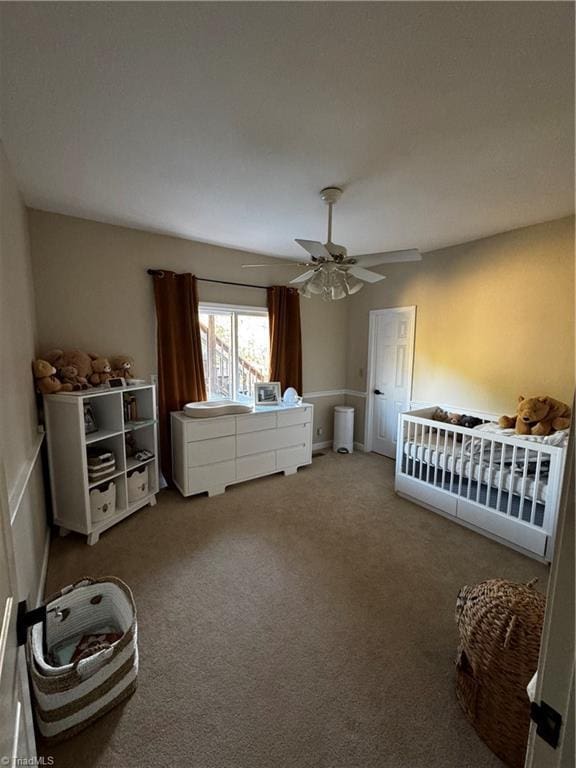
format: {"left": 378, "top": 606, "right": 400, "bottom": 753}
{"left": 0, "top": 462, "right": 36, "bottom": 764}
{"left": 366, "top": 307, "right": 416, "bottom": 458}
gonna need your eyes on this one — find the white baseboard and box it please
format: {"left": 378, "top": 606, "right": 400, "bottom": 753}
{"left": 312, "top": 440, "right": 332, "bottom": 451}
{"left": 35, "top": 531, "right": 50, "bottom": 608}
{"left": 354, "top": 442, "right": 366, "bottom": 452}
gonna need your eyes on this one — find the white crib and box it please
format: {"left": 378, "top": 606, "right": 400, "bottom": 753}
{"left": 395, "top": 407, "right": 567, "bottom": 562}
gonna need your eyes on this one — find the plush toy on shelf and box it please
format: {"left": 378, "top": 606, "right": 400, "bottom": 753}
{"left": 89, "top": 357, "right": 113, "bottom": 386}
{"left": 499, "top": 395, "right": 572, "bottom": 436}
{"left": 43, "top": 348, "right": 96, "bottom": 387}
{"left": 32, "top": 360, "right": 71, "bottom": 394}
{"left": 110, "top": 355, "right": 135, "bottom": 380}
{"left": 57, "top": 365, "right": 89, "bottom": 391}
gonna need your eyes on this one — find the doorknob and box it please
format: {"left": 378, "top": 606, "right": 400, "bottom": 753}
{"left": 374, "top": 389, "right": 382, "bottom": 395}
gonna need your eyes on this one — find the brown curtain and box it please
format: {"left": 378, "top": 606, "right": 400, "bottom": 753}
{"left": 152, "top": 271, "right": 206, "bottom": 483}
{"left": 267, "top": 286, "right": 302, "bottom": 393}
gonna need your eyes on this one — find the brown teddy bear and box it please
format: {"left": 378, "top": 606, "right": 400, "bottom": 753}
{"left": 499, "top": 395, "right": 572, "bottom": 436}
{"left": 57, "top": 365, "right": 87, "bottom": 391}
{"left": 32, "top": 360, "right": 71, "bottom": 394}
{"left": 43, "top": 348, "right": 96, "bottom": 381}
{"left": 110, "top": 354, "right": 135, "bottom": 380}
{"left": 89, "top": 357, "right": 112, "bottom": 386}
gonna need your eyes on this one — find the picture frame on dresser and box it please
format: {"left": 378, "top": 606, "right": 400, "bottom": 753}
{"left": 254, "top": 381, "right": 281, "bottom": 406}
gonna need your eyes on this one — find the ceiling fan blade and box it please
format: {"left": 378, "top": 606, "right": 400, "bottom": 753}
{"left": 353, "top": 248, "right": 421, "bottom": 267}
{"left": 289, "top": 269, "right": 318, "bottom": 284}
{"left": 242, "top": 263, "right": 313, "bottom": 268}
{"left": 295, "top": 239, "right": 332, "bottom": 261}
{"left": 347, "top": 266, "right": 387, "bottom": 284}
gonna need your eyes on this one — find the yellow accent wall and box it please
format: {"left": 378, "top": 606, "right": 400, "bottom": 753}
{"left": 346, "top": 216, "right": 574, "bottom": 441}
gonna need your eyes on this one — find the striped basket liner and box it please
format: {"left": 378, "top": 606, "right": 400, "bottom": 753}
{"left": 28, "top": 576, "right": 138, "bottom": 742}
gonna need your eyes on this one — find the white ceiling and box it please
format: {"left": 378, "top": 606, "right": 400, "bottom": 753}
{"left": 0, "top": 2, "right": 573, "bottom": 259}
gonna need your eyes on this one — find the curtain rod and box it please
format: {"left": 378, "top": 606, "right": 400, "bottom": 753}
{"left": 147, "top": 269, "right": 267, "bottom": 290}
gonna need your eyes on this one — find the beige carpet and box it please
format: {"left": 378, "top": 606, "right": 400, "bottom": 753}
{"left": 41, "top": 451, "right": 547, "bottom": 768}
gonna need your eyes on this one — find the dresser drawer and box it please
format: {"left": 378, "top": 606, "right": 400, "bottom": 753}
{"left": 276, "top": 444, "right": 310, "bottom": 470}
{"left": 237, "top": 429, "right": 279, "bottom": 457}
{"left": 236, "top": 412, "right": 277, "bottom": 434}
{"left": 185, "top": 416, "right": 236, "bottom": 442}
{"left": 187, "top": 461, "right": 236, "bottom": 494}
{"left": 276, "top": 423, "right": 310, "bottom": 450}
{"left": 236, "top": 451, "right": 276, "bottom": 481}
{"left": 277, "top": 407, "right": 312, "bottom": 428}
{"left": 186, "top": 435, "right": 235, "bottom": 467}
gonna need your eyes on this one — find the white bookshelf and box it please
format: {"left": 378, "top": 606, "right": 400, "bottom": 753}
{"left": 44, "top": 384, "right": 159, "bottom": 545}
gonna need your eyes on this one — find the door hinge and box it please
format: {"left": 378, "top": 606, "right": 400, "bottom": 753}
{"left": 16, "top": 600, "right": 46, "bottom": 647}
{"left": 530, "top": 699, "right": 562, "bottom": 749}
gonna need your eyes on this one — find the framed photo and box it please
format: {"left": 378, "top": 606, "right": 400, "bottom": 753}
{"left": 254, "top": 381, "right": 281, "bottom": 407}
{"left": 83, "top": 403, "right": 98, "bottom": 434}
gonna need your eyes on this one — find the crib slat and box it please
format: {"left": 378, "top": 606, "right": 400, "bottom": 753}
{"left": 519, "top": 447, "right": 530, "bottom": 521}
{"left": 476, "top": 438, "right": 485, "bottom": 504}
{"left": 531, "top": 450, "right": 543, "bottom": 523}
{"left": 457, "top": 429, "right": 464, "bottom": 499}
{"left": 433, "top": 426, "right": 440, "bottom": 487}
{"left": 448, "top": 428, "right": 455, "bottom": 494}
{"left": 441, "top": 427, "right": 448, "bottom": 488}
{"left": 466, "top": 436, "right": 475, "bottom": 499}
{"left": 496, "top": 442, "right": 506, "bottom": 512}
{"left": 418, "top": 424, "right": 425, "bottom": 481}
{"left": 486, "top": 441, "right": 495, "bottom": 509}
{"left": 426, "top": 424, "right": 433, "bottom": 483}
{"left": 506, "top": 445, "right": 518, "bottom": 516}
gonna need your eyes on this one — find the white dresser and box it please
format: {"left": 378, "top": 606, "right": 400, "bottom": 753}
{"left": 171, "top": 404, "right": 314, "bottom": 497}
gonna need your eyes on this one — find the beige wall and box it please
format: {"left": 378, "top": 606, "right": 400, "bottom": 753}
{"left": 346, "top": 216, "right": 575, "bottom": 442}
{"left": 28, "top": 210, "right": 348, "bottom": 442}
{"left": 0, "top": 143, "right": 48, "bottom": 601}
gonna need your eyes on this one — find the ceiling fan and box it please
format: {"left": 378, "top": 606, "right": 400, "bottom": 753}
{"left": 242, "top": 187, "right": 421, "bottom": 300}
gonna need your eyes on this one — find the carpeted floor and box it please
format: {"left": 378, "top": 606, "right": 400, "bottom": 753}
{"left": 41, "top": 451, "right": 547, "bottom": 768}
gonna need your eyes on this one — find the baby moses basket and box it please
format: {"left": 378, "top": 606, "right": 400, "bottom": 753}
{"left": 28, "top": 576, "right": 138, "bottom": 741}
{"left": 455, "top": 578, "right": 545, "bottom": 768}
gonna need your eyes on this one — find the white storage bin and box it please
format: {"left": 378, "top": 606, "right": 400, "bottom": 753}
{"left": 333, "top": 405, "right": 354, "bottom": 454}
{"left": 89, "top": 481, "right": 116, "bottom": 524}
{"left": 28, "top": 577, "right": 138, "bottom": 741}
{"left": 127, "top": 466, "right": 148, "bottom": 503}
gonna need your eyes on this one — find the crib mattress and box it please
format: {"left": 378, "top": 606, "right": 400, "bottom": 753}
{"left": 402, "top": 439, "right": 548, "bottom": 505}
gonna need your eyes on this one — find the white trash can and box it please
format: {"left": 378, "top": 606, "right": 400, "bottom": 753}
{"left": 333, "top": 406, "right": 354, "bottom": 454}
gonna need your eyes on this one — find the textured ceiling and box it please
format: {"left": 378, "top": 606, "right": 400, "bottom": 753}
{"left": 1, "top": 1, "right": 573, "bottom": 258}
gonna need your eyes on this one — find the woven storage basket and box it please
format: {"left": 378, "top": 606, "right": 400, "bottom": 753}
{"left": 28, "top": 576, "right": 138, "bottom": 742}
{"left": 455, "top": 578, "right": 545, "bottom": 768}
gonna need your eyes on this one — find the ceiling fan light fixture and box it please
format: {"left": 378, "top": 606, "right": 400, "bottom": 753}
{"left": 344, "top": 272, "right": 364, "bottom": 295}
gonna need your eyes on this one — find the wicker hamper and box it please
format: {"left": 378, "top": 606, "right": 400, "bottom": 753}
{"left": 28, "top": 576, "right": 138, "bottom": 742}
{"left": 455, "top": 578, "right": 545, "bottom": 768}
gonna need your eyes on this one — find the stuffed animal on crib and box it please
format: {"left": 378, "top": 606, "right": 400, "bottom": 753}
{"left": 432, "top": 407, "right": 450, "bottom": 423}
{"left": 460, "top": 415, "right": 483, "bottom": 429}
{"left": 499, "top": 395, "right": 571, "bottom": 436}
{"left": 448, "top": 413, "right": 483, "bottom": 429}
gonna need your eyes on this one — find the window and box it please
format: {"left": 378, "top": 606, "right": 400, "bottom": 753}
{"left": 199, "top": 304, "right": 270, "bottom": 400}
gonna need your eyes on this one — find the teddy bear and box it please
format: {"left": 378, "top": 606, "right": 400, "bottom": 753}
{"left": 89, "top": 357, "right": 112, "bottom": 386}
{"left": 110, "top": 354, "right": 135, "bottom": 380}
{"left": 32, "top": 359, "right": 71, "bottom": 394}
{"left": 43, "top": 348, "right": 96, "bottom": 381}
{"left": 499, "top": 395, "right": 572, "bottom": 436}
{"left": 460, "top": 414, "right": 483, "bottom": 429}
{"left": 57, "top": 365, "right": 88, "bottom": 391}
{"left": 431, "top": 407, "right": 450, "bottom": 423}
